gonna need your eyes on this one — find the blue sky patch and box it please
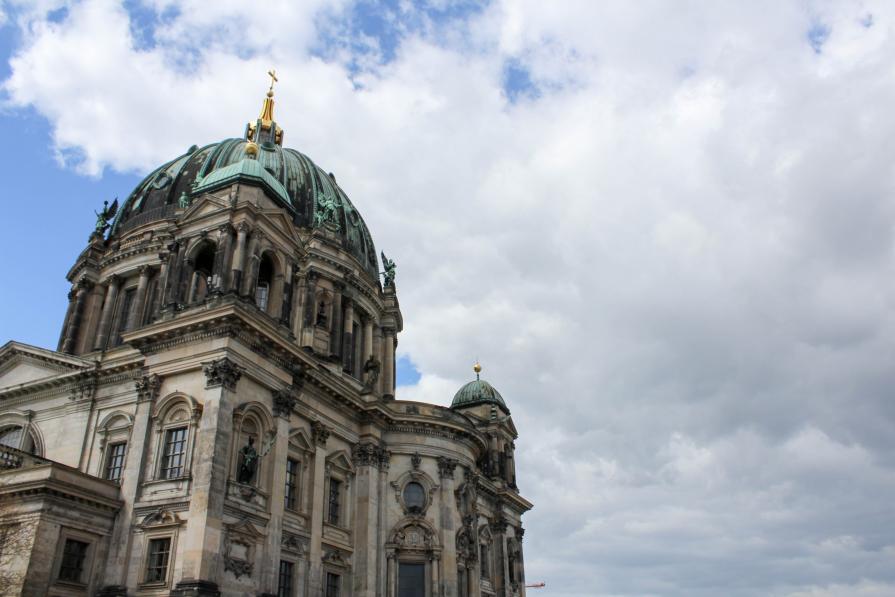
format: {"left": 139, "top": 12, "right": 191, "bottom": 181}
{"left": 396, "top": 354, "right": 422, "bottom": 386}
{"left": 502, "top": 57, "right": 539, "bottom": 103}
{"left": 807, "top": 22, "right": 831, "bottom": 54}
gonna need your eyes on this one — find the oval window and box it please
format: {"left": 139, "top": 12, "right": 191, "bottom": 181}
{"left": 403, "top": 482, "right": 425, "bottom": 511}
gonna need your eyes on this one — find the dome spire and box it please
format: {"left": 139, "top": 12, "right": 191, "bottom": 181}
{"left": 245, "top": 69, "right": 284, "bottom": 146}
{"left": 473, "top": 361, "right": 482, "bottom": 381}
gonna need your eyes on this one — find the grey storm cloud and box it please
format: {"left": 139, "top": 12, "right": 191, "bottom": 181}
{"left": 4, "top": 1, "right": 895, "bottom": 595}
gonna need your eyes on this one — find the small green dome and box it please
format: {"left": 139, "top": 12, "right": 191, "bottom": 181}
{"left": 451, "top": 366, "right": 509, "bottom": 413}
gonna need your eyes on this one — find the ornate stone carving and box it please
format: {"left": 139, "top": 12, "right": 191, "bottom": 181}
{"left": 223, "top": 555, "right": 253, "bottom": 579}
{"left": 411, "top": 452, "right": 422, "bottom": 470}
{"left": 272, "top": 387, "right": 298, "bottom": 419}
{"left": 135, "top": 374, "right": 161, "bottom": 402}
{"left": 322, "top": 549, "right": 349, "bottom": 568}
{"left": 311, "top": 420, "right": 330, "bottom": 446}
{"left": 139, "top": 508, "right": 182, "bottom": 528}
{"left": 379, "top": 448, "right": 392, "bottom": 471}
{"left": 437, "top": 456, "right": 458, "bottom": 479}
{"left": 203, "top": 357, "right": 243, "bottom": 390}
{"left": 281, "top": 532, "right": 306, "bottom": 556}
{"left": 352, "top": 441, "right": 387, "bottom": 467}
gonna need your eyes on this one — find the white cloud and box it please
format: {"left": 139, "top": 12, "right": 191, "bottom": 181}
{"left": 5, "top": 1, "right": 895, "bottom": 595}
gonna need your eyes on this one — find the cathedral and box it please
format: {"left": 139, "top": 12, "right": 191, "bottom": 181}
{"left": 0, "top": 77, "right": 531, "bottom": 597}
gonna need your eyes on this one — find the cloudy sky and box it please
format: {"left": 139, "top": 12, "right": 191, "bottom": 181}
{"left": 2, "top": 1, "right": 895, "bottom": 595}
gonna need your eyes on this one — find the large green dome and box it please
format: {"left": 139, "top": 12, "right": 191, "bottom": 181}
{"left": 451, "top": 370, "right": 509, "bottom": 413}
{"left": 110, "top": 119, "right": 379, "bottom": 277}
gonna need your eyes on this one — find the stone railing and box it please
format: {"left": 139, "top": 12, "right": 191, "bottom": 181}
{"left": 0, "top": 445, "right": 50, "bottom": 470}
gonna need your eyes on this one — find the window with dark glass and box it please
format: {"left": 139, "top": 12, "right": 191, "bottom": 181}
{"left": 325, "top": 572, "right": 341, "bottom": 597}
{"left": 285, "top": 458, "right": 299, "bottom": 511}
{"left": 113, "top": 288, "right": 136, "bottom": 346}
{"left": 278, "top": 560, "right": 294, "bottom": 597}
{"left": 161, "top": 427, "right": 187, "bottom": 479}
{"left": 58, "top": 538, "right": 89, "bottom": 582}
{"left": 398, "top": 562, "right": 425, "bottom": 597}
{"left": 327, "top": 478, "right": 342, "bottom": 525}
{"left": 192, "top": 243, "right": 216, "bottom": 303}
{"left": 145, "top": 537, "right": 171, "bottom": 583}
{"left": 403, "top": 482, "right": 425, "bottom": 512}
{"left": 255, "top": 254, "right": 274, "bottom": 312}
{"left": 480, "top": 543, "right": 490, "bottom": 579}
{"left": 105, "top": 442, "right": 127, "bottom": 482}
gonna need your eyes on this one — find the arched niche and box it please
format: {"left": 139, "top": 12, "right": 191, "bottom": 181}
{"left": 0, "top": 410, "right": 43, "bottom": 456}
{"left": 187, "top": 239, "right": 219, "bottom": 303}
{"left": 386, "top": 518, "right": 442, "bottom": 597}
{"left": 230, "top": 402, "right": 275, "bottom": 491}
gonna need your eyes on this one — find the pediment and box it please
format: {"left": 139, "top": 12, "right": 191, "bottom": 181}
{"left": 0, "top": 342, "right": 93, "bottom": 390}
{"left": 181, "top": 193, "right": 230, "bottom": 221}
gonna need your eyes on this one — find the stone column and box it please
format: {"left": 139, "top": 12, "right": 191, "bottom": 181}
{"left": 175, "top": 358, "right": 243, "bottom": 592}
{"left": 100, "top": 374, "right": 160, "bottom": 592}
{"left": 515, "top": 527, "right": 526, "bottom": 597}
{"left": 291, "top": 269, "right": 305, "bottom": 338}
{"left": 373, "top": 326, "right": 384, "bottom": 396}
{"left": 93, "top": 276, "right": 121, "bottom": 351}
{"left": 342, "top": 297, "right": 355, "bottom": 373}
{"left": 230, "top": 222, "right": 250, "bottom": 293}
{"left": 280, "top": 261, "right": 293, "bottom": 326}
{"left": 386, "top": 551, "right": 397, "bottom": 597}
{"left": 329, "top": 284, "right": 344, "bottom": 358}
{"left": 438, "top": 457, "right": 459, "bottom": 597}
{"left": 301, "top": 272, "right": 318, "bottom": 347}
{"left": 163, "top": 241, "right": 184, "bottom": 309}
{"left": 382, "top": 327, "right": 396, "bottom": 399}
{"left": 57, "top": 288, "right": 78, "bottom": 351}
{"left": 351, "top": 441, "right": 383, "bottom": 597}
{"left": 62, "top": 279, "right": 92, "bottom": 354}
{"left": 213, "top": 224, "right": 234, "bottom": 292}
{"left": 491, "top": 521, "right": 509, "bottom": 597}
{"left": 153, "top": 252, "right": 169, "bottom": 318}
{"left": 308, "top": 421, "right": 331, "bottom": 596}
{"left": 241, "top": 230, "right": 263, "bottom": 297}
{"left": 363, "top": 318, "right": 374, "bottom": 363}
{"left": 127, "top": 266, "right": 151, "bottom": 331}
{"left": 431, "top": 553, "right": 441, "bottom": 597}
{"left": 263, "top": 387, "right": 295, "bottom": 593}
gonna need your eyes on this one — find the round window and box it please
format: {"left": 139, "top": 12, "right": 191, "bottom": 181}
{"left": 403, "top": 482, "right": 426, "bottom": 511}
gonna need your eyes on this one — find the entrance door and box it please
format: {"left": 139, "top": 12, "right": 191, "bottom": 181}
{"left": 398, "top": 562, "right": 426, "bottom": 597}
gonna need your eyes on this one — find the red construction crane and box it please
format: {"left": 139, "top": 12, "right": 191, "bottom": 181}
{"left": 525, "top": 582, "right": 546, "bottom": 588}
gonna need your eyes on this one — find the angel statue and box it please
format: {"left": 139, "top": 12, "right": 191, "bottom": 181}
{"left": 313, "top": 194, "right": 341, "bottom": 230}
{"left": 381, "top": 252, "right": 396, "bottom": 287}
{"left": 94, "top": 198, "right": 119, "bottom": 234}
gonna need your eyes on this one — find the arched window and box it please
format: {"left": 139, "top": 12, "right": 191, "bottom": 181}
{"left": 150, "top": 395, "right": 201, "bottom": 481}
{"left": 255, "top": 253, "right": 274, "bottom": 312}
{"left": 191, "top": 242, "right": 217, "bottom": 303}
{"left": 0, "top": 424, "right": 37, "bottom": 454}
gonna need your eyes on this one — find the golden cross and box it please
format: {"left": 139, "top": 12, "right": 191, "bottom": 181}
{"left": 267, "top": 69, "right": 278, "bottom": 93}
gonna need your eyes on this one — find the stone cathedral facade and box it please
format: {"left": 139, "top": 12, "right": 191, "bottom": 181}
{"left": 0, "top": 84, "right": 531, "bottom": 597}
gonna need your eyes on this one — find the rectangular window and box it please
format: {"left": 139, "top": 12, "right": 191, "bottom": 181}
{"left": 58, "top": 538, "right": 89, "bottom": 583}
{"left": 327, "top": 478, "right": 342, "bottom": 525}
{"left": 398, "top": 562, "right": 426, "bottom": 597}
{"left": 285, "top": 458, "right": 299, "bottom": 511}
{"left": 480, "top": 544, "right": 490, "bottom": 579}
{"left": 161, "top": 427, "right": 187, "bottom": 479}
{"left": 145, "top": 537, "right": 171, "bottom": 583}
{"left": 105, "top": 442, "right": 127, "bottom": 482}
{"left": 278, "top": 560, "right": 295, "bottom": 597}
{"left": 325, "top": 572, "right": 341, "bottom": 597}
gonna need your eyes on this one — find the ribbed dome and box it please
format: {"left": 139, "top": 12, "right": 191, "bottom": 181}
{"left": 451, "top": 376, "right": 509, "bottom": 413}
{"left": 110, "top": 138, "right": 379, "bottom": 277}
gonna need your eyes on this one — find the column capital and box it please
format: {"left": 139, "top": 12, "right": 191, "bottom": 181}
{"left": 202, "top": 357, "right": 243, "bottom": 390}
{"left": 437, "top": 456, "right": 458, "bottom": 479}
{"left": 135, "top": 374, "right": 161, "bottom": 403}
{"left": 138, "top": 264, "right": 152, "bottom": 277}
{"left": 311, "top": 420, "right": 330, "bottom": 446}
{"left": 272, "top": 386, "right": 298, "bottom": 419}
{"left": 236, "top": 221, "right": 252, "bottom": 234}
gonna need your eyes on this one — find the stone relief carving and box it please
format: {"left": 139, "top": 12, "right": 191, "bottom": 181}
{"left": 203, "top": 357, "right": 243, "bottom": 390}
{"left": 272, "top": 386, "right": 298, "bottom": 419}
{"left": 437, "top": 456, "right": 458, "bottom": 479}
{"left": 411, "top": 452, "right": 422, "bottom": 470}
{"left": 352, "top": 441, "right": 389, "bottom": 468}
{"left": 135, "top": 374, "right": 161, "bottom": 402}
{"left": 311, "top": 420, "right": 330, "bottom": 446}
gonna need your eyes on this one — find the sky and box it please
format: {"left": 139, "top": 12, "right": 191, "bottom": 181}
{"left": 1, "top": 1, "right": 895, "bottom": 596}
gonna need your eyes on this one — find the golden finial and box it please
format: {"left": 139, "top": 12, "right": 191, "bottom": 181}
{"left": 473, "top": 361, "right": 482, "bottom": 380}
{"left": 246, "top": 69, "right": 283, "bottom": 146}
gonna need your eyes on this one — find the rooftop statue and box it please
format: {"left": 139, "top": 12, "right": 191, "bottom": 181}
{"left": 94, "top": 198, "right": 118, "bottom": 234}
{"left": 381, "top": 252, "right": 396, "bottom": 287}
{"left": 314, "top": 193, "right": 341, "bottom": 230}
